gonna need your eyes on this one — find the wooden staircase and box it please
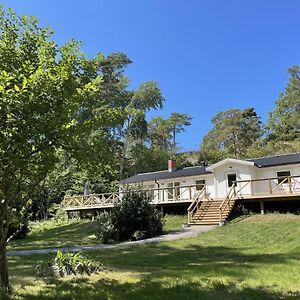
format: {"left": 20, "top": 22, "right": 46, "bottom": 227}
{"left": 187, "top": 185, "right": 236, "bottom": 225}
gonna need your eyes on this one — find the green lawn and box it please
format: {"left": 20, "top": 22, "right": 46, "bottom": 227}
{"left": 8, "top": 219, "right": 99, "bottom": 251}
{"left": 8, "top": 214, "right": 187, "bottom": 251}
{"left": 7, "top": 214, "right": 300, "bottom": 299}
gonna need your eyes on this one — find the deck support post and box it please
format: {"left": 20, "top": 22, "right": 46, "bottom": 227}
{"left": 160, "top": 206, "right": 164, "bottom": 215}
{"left": 260, "top": 200, "right": 265, "bottom": 215}
{"left": 91, "top": 211, "right": 97, "bottom": 221}
{"left": 79, "top": 211, "right": 83, "bottom": 219}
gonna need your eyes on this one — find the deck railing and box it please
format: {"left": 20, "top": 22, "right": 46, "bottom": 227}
{"left": 187, "top": 186, "right": 207, "bottom": 224}
{"left": 63, "top": 184, "right": 204, "bottom": 210}
{"left": 233, "top": 175, "right": 300, "bottom": 198}
{"left": 219, "top": 184, "right": 236, "bottom": 224}
{"left": 63, "top": 175, "right": 300, "bottom": 211}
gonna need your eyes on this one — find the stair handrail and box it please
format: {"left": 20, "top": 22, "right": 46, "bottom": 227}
{"left": 187, "top": 186, "right": 206, "bottom": 224}
{"left": 219, "top": 184, "right": 236, "bottom": 224}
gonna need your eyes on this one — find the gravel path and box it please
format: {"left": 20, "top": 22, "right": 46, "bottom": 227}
{"left": 7, "top": 225, "right": 216, "bottom": 257}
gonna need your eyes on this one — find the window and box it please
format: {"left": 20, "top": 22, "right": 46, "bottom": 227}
{"left": 195, "top": 180, "right": 205, "bottom": 190}
{"left": 227, "top": 173, "right": 237, "bottom": 187}
{"left": 277, "top": 171, "right": 291, "bottom": 184}
{"left": 167, "top": 182, "right": 180, "bottom": 200}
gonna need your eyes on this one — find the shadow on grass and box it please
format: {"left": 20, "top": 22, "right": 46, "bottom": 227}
{"left": 8, "top": 243, "right": 300, "bottom": 299}
{"left": 18, "top": 277, "right": 300, "bottom": 300}
{"left": 92, "top": 243, "right": 299, "bottom": 278}
{"left": 8, "top": 221, "right": 98, "bottom": 250}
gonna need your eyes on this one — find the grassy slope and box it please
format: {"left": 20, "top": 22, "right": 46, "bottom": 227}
{"left": 7, "top": 214, "right": 300, "bottom": 299}
{"left": 8, "top": 219, "right": 99, "bottom": 251}
{"left": 8, "top": 214, "right": 186, "bottom": 251}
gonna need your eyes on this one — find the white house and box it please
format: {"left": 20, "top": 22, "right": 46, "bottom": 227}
{"left": 119, "top": 153, "right": 300, "bottom": 202}
{"left": 64, "top": 153, "right": 300, "bottom": 224}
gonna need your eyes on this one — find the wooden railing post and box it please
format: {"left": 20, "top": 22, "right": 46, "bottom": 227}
{"left": 268, "top": 179, "right": 272, "bottom": 194}
{"left": 189, "top": 186, "right": 192, "bottom": 200}
{"left": 250, "top": 180, "right": 253, "bottom": 196}
{"left": 288, "top": 176, "right": 292, "bottom": 194}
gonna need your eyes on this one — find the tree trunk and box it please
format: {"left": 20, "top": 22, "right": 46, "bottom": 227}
{"left": 0, "top": 202, "right": 9, "bottom": 290}
{"left": 0, "top": 243, "right": 9, "bottom": 290}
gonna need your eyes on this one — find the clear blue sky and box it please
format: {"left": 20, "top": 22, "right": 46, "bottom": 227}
{"left": 2, "top": 0, "right": 300, "bottom": 151}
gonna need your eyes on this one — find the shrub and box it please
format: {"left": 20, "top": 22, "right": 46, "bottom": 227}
{"left": 95, "top": 211, "right": 116, "bottom": 243}
{"left": 96, "top": 191, "right": 164, "bottom": 243}
{"left": 35, "top": 251, "right": 106, "bottom": 277}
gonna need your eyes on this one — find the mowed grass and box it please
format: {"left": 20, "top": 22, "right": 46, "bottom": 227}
{"left": 8, "top": 214, "right": 186, "bottom": 251}
{"left": 7, "top": 214, "right": 300, "bottom": 299}
{"left": 163, "top": 214, "right": 187, "bottom": 233}
{"left": 8, "top": 219, "right": 99, "bottom": 251}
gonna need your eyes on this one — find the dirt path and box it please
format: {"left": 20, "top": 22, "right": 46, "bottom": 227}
{"left": 7, "top": 225, "right": 216, "bottom": 257}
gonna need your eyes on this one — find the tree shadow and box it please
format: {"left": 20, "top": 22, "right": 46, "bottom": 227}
{"left": 19, "top": 276, "right": 300, "bottom": 300}
{"left": 8, "top": 221, "right": 98, "bottom": 250}
{"left": 8, "top": 243, "right": 300, "bottom": 299}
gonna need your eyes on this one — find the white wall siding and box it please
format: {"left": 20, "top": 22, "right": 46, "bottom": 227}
{"left": 125, "top": 163, "right": 300, "bottom": 202}
{"left": 212, "top": 162, "right": 253, "bottom": 198}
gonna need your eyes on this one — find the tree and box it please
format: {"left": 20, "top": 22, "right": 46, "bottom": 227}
{"left": 148, "top": 113, "right": 192, "bottom": 153}
{"left": 0, "top": 10, "right": 126, "bottom": 290}
{"left": 199, "top": 108, "right": 262, "bottom": 161}
{"left": 167, "top": 113, "right": 192, "bottom": 154}
{"left": 118, "top": 81, "right": 164, "bottom": 179}
{"left": 268, "top": 66, "right": 300, "bottom": 141}
{"left": 148, "top": 116, "right": 171, "bottom": 150}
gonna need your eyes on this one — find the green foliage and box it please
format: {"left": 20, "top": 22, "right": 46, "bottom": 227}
{"left": 163, "top": 214, "right": 187, "bottom": 233}
{"left": 148, "top": 113, "right": 192, "bottom": 152}
{"left": 7, "top": 219, "right": 28, "bottom": 240}
{"left": 199, "top": 107, "right": 262, "bottom": 162}
{"left": 0, "top": 7, "right": 142, "bottom": 289}
{"left": 168, "top": 113, "right": 192, "bottom": 153}
{"left": 268, "top": 66, "right": 300, "bottom": 142}
{"left": 96, "top": 191, "right": 164, "bottom": 243}
{"left": 35, "top": 251, "right": 105, "bottom": 277}
{"left": 95, "top": 211, "right": 116, "bottom": 244}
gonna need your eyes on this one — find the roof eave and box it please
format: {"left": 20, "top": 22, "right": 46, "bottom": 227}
{"left": 207, "top": 158, "right": 254, "bottom": 171}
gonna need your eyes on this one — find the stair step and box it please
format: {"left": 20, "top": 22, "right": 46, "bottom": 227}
{"left": 189, "top": 221, "right": 219, "bottom": 225}
{"left": 189, "top": 196, "right": 236, "bottom": 224}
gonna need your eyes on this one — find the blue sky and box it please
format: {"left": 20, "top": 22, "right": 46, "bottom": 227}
{"left": 2, "top": 0, "right": 300, "bottom": 151}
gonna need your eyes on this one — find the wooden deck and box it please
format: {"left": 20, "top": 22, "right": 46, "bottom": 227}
{"left": 63, "top": 175, "right": 300, "bottom": 224}
{"left": 63, "top": 184, "right": 202, "bottom": 212}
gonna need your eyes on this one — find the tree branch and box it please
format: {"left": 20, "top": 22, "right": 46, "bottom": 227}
{"left": 6, "top": 224, "right": 25, "bottom": 244}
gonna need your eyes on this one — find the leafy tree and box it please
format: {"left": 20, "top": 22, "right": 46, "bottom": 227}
{"left": 148, "top": 113, "right": 192, "bottom": 153}
{"left": 167, "top": 113, "right": 192, "bottom": 154}
{"left": 199, "top": 108, "right": 262, "bottom": 162}
{"left": 268, "top": 66, "right": 300, "bottom": 141}
{"left": 148, "top": 116, "right": 171, "bottom": 150}
{"left": 124, "top": 144, "right": 171, "bottom": 176}
{"left": 119, "top": 81, "right": 164, "bottom": 179}
{"left": 0, "top": 10, "right": 126, "bottom": 290}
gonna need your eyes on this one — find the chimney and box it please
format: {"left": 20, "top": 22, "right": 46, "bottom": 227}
{"left": 168, "top": 159, "right": 176, "bottom": 172}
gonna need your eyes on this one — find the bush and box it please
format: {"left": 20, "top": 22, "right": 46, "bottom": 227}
{"left": 35, "top": 251, "right": 106, "bottom": 277}
{"left": 95, "top": 211, "right": 116, "bottom": 243}
{"left": 96, "top": 191, "right": 164, "bottom": 243}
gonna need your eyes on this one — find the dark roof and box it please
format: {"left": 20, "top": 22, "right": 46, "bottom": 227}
{"left": 120, "top": 166, "right": 211, "bottom": 184}
{"left": 120, "top": 153, "right": 300, "bottom": 184}
{"left": 249, "top": 152, "right": 300, "bottom": 168}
